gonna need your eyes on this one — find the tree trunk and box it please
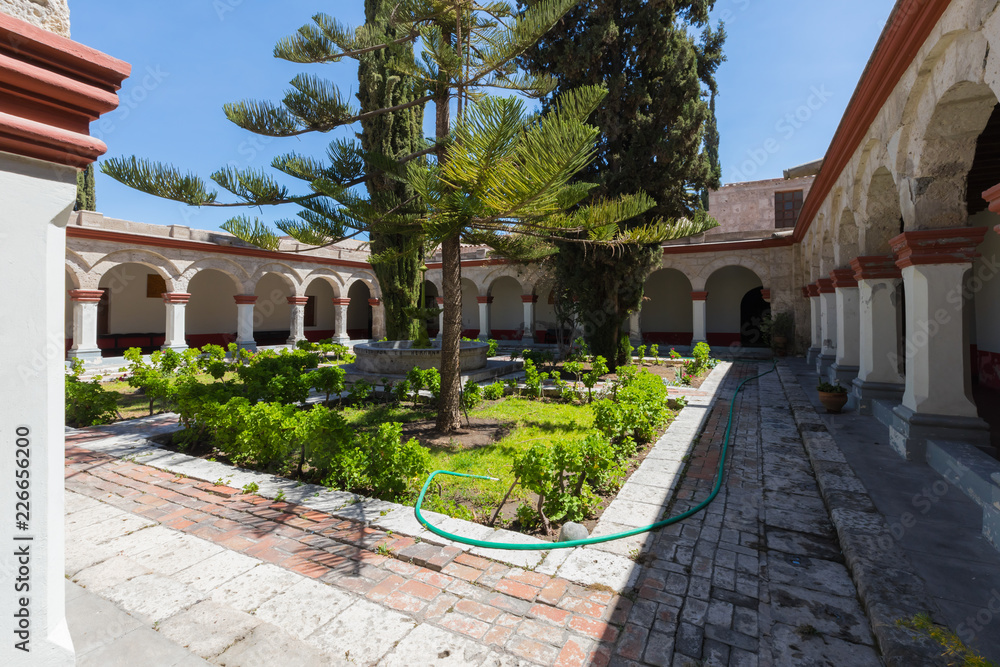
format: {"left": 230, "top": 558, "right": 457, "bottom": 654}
{"left": 436, "top": 233, "right": 462, "bottom": 432}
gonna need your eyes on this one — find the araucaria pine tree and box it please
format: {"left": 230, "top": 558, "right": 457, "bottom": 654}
{"left": 519, "top": 0, "right": 726, "bottom": 367}
{"left": 103, "top": 0, "right": 715, "bottom": 432}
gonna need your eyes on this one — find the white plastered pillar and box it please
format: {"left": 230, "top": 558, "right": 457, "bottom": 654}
{"left": 816, "top": 279, "right": 837, "bottom": 377}
{"left": 888, "top": 229, "right": 990, "bottom": 460}
{"left": 161, "top": 292, "right": 190, "bottom": 352}
{"left": 370, "top": 298, "right": 386, "bottom": 340}
{"left": 286, "top": 296, "right": 308, "bottom": 345}
{"left": 629, "top": 310, "right": 642, "bottom": 346}
{"left": 691, "top": 291, "right": 708, "bottom": 345}
{"left": 436, "top": 297, "right": 445, "bottom": 341}
{"left": 829, "top": 269, "right": 860, "bottom": 386}
{"left": 333, "top": 297, "right": 351, "bottom": 344}
{"left": 477, "top": 296, "right": 492, "bottom": 340}
{"left": 0, "top": 153, "right": 78, "bottom": 664}
{"left": 851, "top": 257, "right": 904, "bottom": 415}
{"left": 68, "top": 289, "right": 104, "bottom": 363}
{"left": 805, "top": 285, "right": 821, "bottom": 364}
{"left": 234, "top": 295, "right": 257, "bottom": 351}
{"left": 521, "top": 294, "right": 537, "bottom": 345}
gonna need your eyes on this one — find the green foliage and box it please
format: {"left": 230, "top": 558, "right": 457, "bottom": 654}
{"left": 461, "top": 379, "right": 482, "bottom": 411}
{"left": 482, "top": 382, "right": 505, "bottom": 401}
{"left": 119, "top": 347, "right": 201, "bottom": 416}
{"left": 487, "top": 339, "right": 499, "bottom": 357}
{"left": 582, "top": 355, "right": 608, "bottom": 403}
{"left": 308, "top": 366, "right": 346, "bottom": 405}
{"left": 236, "top": 348, "right": 319, "bottom": 405}
{"left": 635, "top": 345, "right": 647, "bottom": 364}
{"left": 817, "top": 381, "right": 847, "bottom": 394}
{"left": 521, "top": 348, "right": 554, "bottom": 369}
{"left": 669, "top": 347, "right": 682, "bottom": 360}
{"left": 348, "top": 379, "right": 375, "bottom": 405}
{"left": 65, "top": 359, "right": 118, "bottom": 427}
{"left": 649, "top": 344, "right": 659, "bottom": 364}
{"left": 522, "top": 359, "right": 549, "bottom": 398}
{"left": 209, "top": 398, "right": 301, "bottom": 471}
{"left": 897, "top": 613, "right": 997, "bottom": 667}
{"left": 75, "top": 164, "right": 96, "bottom": 211}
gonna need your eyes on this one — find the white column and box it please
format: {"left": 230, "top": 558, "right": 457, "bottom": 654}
{"left": 436, "top": 297, "right": 445, "bottom": 341}
{"left": 629, "top": 310, "right": 642, "bottom": 346}
{"left": 888, "top": 229, "right": 990, "bottom": 460}
{"left": 370, "top": 298, "right": 386, "bottom": 340}
{"left": 806, "top": 285, "right": 821, "bottom": 364}
{"left": 234, "top": 295, "right": 257, "bottom": 351}
{"left": 521, "top": 294, "right": 537, "bottom": 345}
{"left": 816, "top": 279, "right": 837, "bottom": 376}
{"left": 0, "top": 153, "right": 78, "bottom": 664}
{"left": 692, "top": 292, "right": 708, "bottom": 345}
{"left": 161, "top": 292, "right": 190, "bottom": 352}
{"left": 286, "top": 296, "right": 308, "bottom": 345}
{"left": 851, "top": 257, "right": 905, "bottom": 414}
{"left": 333, "top": 297, "right": 351, "bottom": 344}
{"left": 829, "top": 270, "right": 860, "bottom": 385}
{"left": 477, "top": 296, "right": 492, "bottom": 340}
{"left": 68, "top": 289, "right": 104, "bottom": 363}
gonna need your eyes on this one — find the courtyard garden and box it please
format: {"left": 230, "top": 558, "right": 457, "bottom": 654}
{"left": 65, "top": 341, "right": 719, "bottom": 540}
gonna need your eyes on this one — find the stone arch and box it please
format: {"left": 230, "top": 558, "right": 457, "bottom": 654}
{"left": 819, "top": 216, "right": 836, "bottom": 277}
{"left": 346, "top": 280, "right": 373, "bottom": 339}
{"left": 90, "top": 249, "right": 181, "bottom": 291}
{"left": 248, "top": 263, "right": 300, "bottom": 294}
{"left": 692, "top": 255, "right": 768, "bottom": 292}
{"left": 862, "top": 166, "right": 904, "bottom": 255}
{"left": 488, "top": 275, "right": 524, "bottom": 339}
{"left": 344, "top": 270, "right": 381, "bottom": 299}
{"left": 179, "top": 257, "right": 248, "bottom": 293}
{"left": 834, "top": 208, "right": 860, "bottom": 267}
{"left": 460, "top": 277, "right": 480, "bottom": 337}
{"left": 482, "top": 267, "right": 523, "bottom": 296}
{"left": 64, "top": 252, "right": 86, "bottom": 290}
{"left": 301, "top": 270, "right": 344, "bottom": 298}
{"left": 704, "top": 266, "right": 766, "bottom": 348}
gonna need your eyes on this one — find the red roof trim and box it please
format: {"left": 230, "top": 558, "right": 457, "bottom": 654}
{"left": 792, "top": 0, "right": 951, "bottom": 242}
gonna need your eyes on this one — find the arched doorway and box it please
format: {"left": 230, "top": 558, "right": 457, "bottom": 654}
{"left": 304, "top": 279, "right": 338, "bottom": 342}
{"left": 347, "top": 281, "right": 373, "bottom": 339}
{"left": 488, "top": 276, "right": 522, "bottom": 340}
{"left": 739, "top": 288, "right": 770, "bottom": 348}
{"left": 641, "top": 269, "right": 693, "bottom": 345}
{"left": 461, "top": 278, "right": 480, "bottom": 338}
{"left": 252, "top": 273, "right": 293, "bottom": 346}
{"left": 422, "top": 280, "right": 440, "bottom": 337}
{"left": 187, "top": 269, "right": 239, "bottom": 348}
{"left": 97, "top": 263, "right": 169, "bottom": 355}
{"left": 704, "top": 266, "right": 764, "bottom": 348}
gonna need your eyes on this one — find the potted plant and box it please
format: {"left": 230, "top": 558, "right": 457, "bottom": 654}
{"left": 771, "top": 312, "right": 794, "bottom": 356}
{"left": 817, "top": 381, "right": 849, "bottom": 413}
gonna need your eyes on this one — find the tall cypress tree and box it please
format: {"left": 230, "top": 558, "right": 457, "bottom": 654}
{"left": 75, "top": 164, "right": 96, "bottom": 211}
{"left": 520, "top": 0, "right": 726, "bottom": 367}
{"left": 359, "top": 0, "right": 425, "bottom": 340}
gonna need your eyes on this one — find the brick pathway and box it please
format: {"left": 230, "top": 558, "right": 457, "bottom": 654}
{"left": 65, "top": 362, "right": 884, "bottom": 665}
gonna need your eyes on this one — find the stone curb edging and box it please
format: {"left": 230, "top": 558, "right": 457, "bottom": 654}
{"left": 67, "top": 361, "right": 735, "bottom": 594}
{"left": 774, "top": 362, "right": 948, "bottom": 667}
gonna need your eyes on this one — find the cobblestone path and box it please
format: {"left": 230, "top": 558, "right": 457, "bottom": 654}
{"left": 65, "top": 362, "right": 883, "bottom": 665}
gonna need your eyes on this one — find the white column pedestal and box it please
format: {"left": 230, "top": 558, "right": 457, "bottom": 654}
{"left": 286, "top": 296, "right": 308, "bottom": 346}
{"left": 816, "top": 280, "right": 837, "bottom": 377}
{"left": 435, "top": 297, "right": 445, "bottom": 342}
{"left": 692, "top": 292, "right": 708, "bottom": 345}
{"left": 851, "top": 258, "right": 905, "bottom": 415}
{"left": 162, "top": 292, "right": 190, "bottom": 352}
{"left": 68, "top": 289, "right": 104, "bottom": 364}
{"left": 234, "top": 295, "right": 257, "bottom": 352}
{"left": 829, "top": 270, "right": 860, "bottom": 386}
{"left": 888, "top": 230, "right": 991, "bottom": 461}
{"left": 477, "top": 297, "right": 492, "bottom": 341}
{"left": 333, "top": 297, "right": 351, "bottom": 345}
{"left": 521, "top": 295, "right": 537, "bottom": 346}
{"left": 0, "top": 154, "right": 77, "bottom": 665}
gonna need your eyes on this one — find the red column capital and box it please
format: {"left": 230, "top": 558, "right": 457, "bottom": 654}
{"left": 68, "top": 289, "right": 103, "bottom": 303}
{"left": 435, "top": 297, "right": 445, "bottom": 305}
{"left": 691, "top": 291, "right": 709, "bottom": 301}
{"left": 332, "top": 298, "right": 352, "bottom": 306}
{"left": 234, "top": 295, "right": 258, "bottom": 305}
{"left": 521, "top": 294, "right": 538, "bottom": 304}
{"left": 162, "top": 292, "right": 191, "bottom": 304}
{"left": 806, "top": 284, "right": 821, "bottom": 298}
{"left": 477, "top": 296, "right": 494, "bottom": 304}
{"left": 829, "top": 269, "right": 858, "bottom": 289}
{"left": 816, "top": 279, "right": 835, "bottom": 294}
{"left": 890, "top": 228, "right": 988, "bottom": 269}
{"left": 850, "top": 255, "right": 901, "bottom": 281}
{"left": 368, "top": 298, "right": 382, "bottom": 307}
{"left": 287, "top": 296, "right": 309, "bottom": 306}
{"left": 760, "top": 289, "right": 771, "bottom": 302}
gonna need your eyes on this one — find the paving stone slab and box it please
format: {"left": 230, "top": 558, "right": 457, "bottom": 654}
{"left": 71, "top": 512, "right": 159, "bottom": 546}
{"left": 381, "top": 623, "right": 494, "bottom": 666}
{"left": 103, "top": 573, "right": 205, "bottom": 624}
{"left": 549, "top": 548, "right": 641, "bottom": 592}
{"left": 601, "top": 498, "right": 668, "bottom": 528}
{"left": 216, "top": 623, "right": 329, "bottom": 667}
{"left": 306, "top": 598, "right": 417, "bottom": 665}
{"left": 769, "top": 583, "right": 874, "bottom": 645}
{"left": 129, "top": 532, "right": 225, "bottom": 576}
{"left": 158, "top": 600, "right": 262, "bottom": 659}
{"left": 769, "top": 622, "right": 881, "bottom": 667}
{"left": 65, "top": 581, "right": 145, "bottom": 656}
{"left": 210, "top": 564, "right": 304, "bottom": 613}
{"left": 174, "top": 549, "right": 261, "bottom": 593}
{"left": 72, "top": 555, "right": 152, "bottom": 592}
{"left": 253, "top": 578, "right": 355, "bottom": 639}
{"left": 766, "top": 553, "right": 858, "bottom": 597}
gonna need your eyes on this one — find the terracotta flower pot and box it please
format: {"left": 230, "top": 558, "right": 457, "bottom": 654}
{"left": 818, "top": 390, "right": 849, "bottom": 413}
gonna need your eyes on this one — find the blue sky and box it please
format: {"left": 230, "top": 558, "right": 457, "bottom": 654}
{"left": 71, "top": 0, "right": 896, "bottom": 232}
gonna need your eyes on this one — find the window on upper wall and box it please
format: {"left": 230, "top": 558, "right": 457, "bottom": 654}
{"left": 775, "top": 190, "right": 804, "bottom": 228}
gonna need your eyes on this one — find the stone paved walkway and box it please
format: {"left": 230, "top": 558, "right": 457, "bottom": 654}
{"left": 65, "top": 362, "right": 891, "bottom": 665}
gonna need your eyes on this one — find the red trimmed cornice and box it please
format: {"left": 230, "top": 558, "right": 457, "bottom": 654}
{"left": 806, "top": 284, "right": 821, "bottom": 298}
{"left": 691, "top": 291, "right": 709, "bottom": 301}
{"left": 830, "top": 268, "right": 859, "bottom": 289}
{"left": 233, "top": 295, "right": 257, "bottom": 305}
{"left": 817, "top": 279, "right": 835, "bottom": 294}
{"left": 67, "top": 226, "right": 373, "bottom": 271}
{"left": 663, "top": 236, "right": 794, "bottom": 256}
{"left": 477, "top": 296, "right": 494, "bottom": 304}
{"left": 521, "top": 294, "right": 538, "bottom": 303}
{"left": 0, "top": 13, "right": 130, "bottom": 167}
{"left": 162, "top": 292, "right": 191, "bottom": 305}
{"left": 426, "top": 258, "right": 507, "bottom": 270}
{"left": 68, "top": 288, "right": 102, "bottom": 302}
{"left": 792, "top": 0, "right": 951, "bottom": 243}
{"left": 332, "top": 298, "right": 352, "bottom": 306}
{"left": 851, "top": 255, "right": 901, "bottom": 281}
{"left": 890, "top": 228, "right": 987, "bottom": 268}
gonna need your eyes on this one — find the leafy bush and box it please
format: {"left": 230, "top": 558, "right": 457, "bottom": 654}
{"left": 692, "top": 341, "right": 712, "bottom": 368}
{"left": 482, "top": 382, "right": 505, "bottom": 401}
{"left": 347, "top": 379, "right": 374, "bottom": 405}
{"left": 522, "top": 359, "right": 548, "bottom": 398}
{"left": 649, "top": 344, "right": 660, "bottom": 364}
{"left": 119, "top": 347, "right": 200, "bottom": 415}
{"left": 669, "top": 348, "right": 682, "bottom": 360}
{"left": 635, "top": 345, "right": 647, "bottom": 364}
{"left": 582, "top": 356, "right": 608, "bottom": 403}
{"left": 236, "top": 348, "right": 319, "bottom": 405}
{"left": 65, "top": 359, "right": 119, "bottom": 427}
{"left": 487, "top": 338, "right": 499, "bottom": 357}
{"left": 307, "top": 366, "right": 346, "bottom": 405}
{"left": 461, "top": 379, "right": 482, "bottom": 411}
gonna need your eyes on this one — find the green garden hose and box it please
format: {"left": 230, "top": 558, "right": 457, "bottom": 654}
{"left": 413, "top": 361, "right": 777, "bottom": 550}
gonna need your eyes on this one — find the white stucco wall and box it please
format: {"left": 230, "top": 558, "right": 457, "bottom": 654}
{"left": 253, "top": 273, "right": 291, "bottom": 331}
{"left": 187, "top": 269, "right": 237, "bottom": 336}
{"left": 642, "top": 269, "right": 693, "bottom": 333}
{"left": 305, "top": 279, "right": 337, "bottom": 331}
{"left": 490, "top": 276, "right": 522, "bottom": 332}
{"left": 536, "top": 285, "right": 557, "bottom": 329}
{"left": 973, "top": 217, "right": 1000, "bottom": 354}
{"left": 99, "top": 264, "right": 165, "bottom": 333}
{"left": 461, "top": 279, "right": 479, "bottom": 331}
{"left": 706, "top": 265, "right": 764, "bottom": 333}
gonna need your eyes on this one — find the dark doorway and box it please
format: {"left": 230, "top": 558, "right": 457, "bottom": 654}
{"left": 740, "top": 288, "right": 770, "bottom": 347}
